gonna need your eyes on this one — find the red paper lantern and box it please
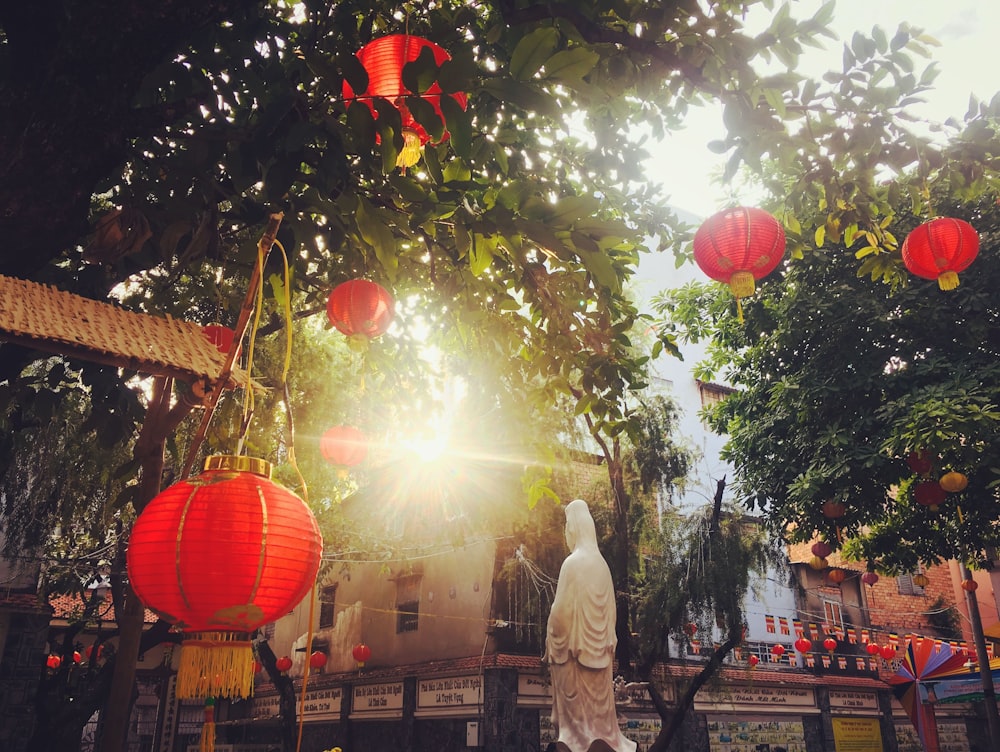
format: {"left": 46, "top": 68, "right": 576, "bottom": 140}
{"left": 901, "top": 217, "right": 979, "bottom": 290}
{"left": 748, "top": 654, "right": 760, "bottom": 667}
{"left": 914, "top": 480, "right": 947, "bottom": 509}
{"left": 46, "top": 654, "right": 61, "bottom": 669}
{"left": 828, "top": 569, "right": 847, "bottom": 584}
{"left": 253, "top": 660, "right": 263, "bottom": 674}
{"left": 861, "top": 571, "right": 879, "bottom": 587}
{"left": 127, "top": 456, "right": 322, "bottom": 699}
{"left": 326, "top": 280, "right": 395, "bottom": 340}
{"left": 72, "top": 650, "right": 82, "bottom": 664}
{"left": 906, "top": 449, "right": 933, "bottom": 476}
{"left": 352, "top": 643, "right": 372, "bottom": 666}
{"left": 811, "top": 541, "right": 833, "bottom": 558}
{"left": 343, "top": 35, "right": 468, "bottom": 168}
{"left": 880, "top": 645, "right": 896, "bottom": 661}
{"left": 794, "top": 637, "right": 812, "bottom": 653}
{"left": 962, "top": 578, "right": 979, "bottom": 592}
{"left": 693, "top": 207, "right": 786, "bottom": 303}
{"left": 771, "top": 644, "right": 786, "bottom": 657}
{"left": 866, "top": 642, "right": 881, "bottom": 656}
{"left": 309, "top": 651, "right": 328, "bottom": 670}
{"left": 85, "top": 644, "right": 103, "bottom": 661}
{"left": 201, "top": 325, "right": 239, "bottom": 356}
{"left": 683, "top": 622, "right": 698, "bottom": 637}
{"left": 823, "top": 637, "right": 838, "bottom": 652}
{"left": 276, "top": 656, "right": 293, "bottom": 673}
{"left": 320, "top": 425, "right": 369, "bottom": 468}
{"left": 821, "top": 500, "right": 846, "bottom": 519}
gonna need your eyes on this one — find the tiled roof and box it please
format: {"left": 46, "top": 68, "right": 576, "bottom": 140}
{"left": 48, "top": 591, "right": 159, "bottom": 625}
{"left": 0, "top": 273, "right": 244, "bottom": 387}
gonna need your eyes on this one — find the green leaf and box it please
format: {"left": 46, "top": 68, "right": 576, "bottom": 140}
{"left": 439, "top": 95, "right": 472, "bottom": 158}
{"left": 356, "top": 199, "right": 397, "bottom": 275}
{"left": 510, "top": 28, "right": 560, "bottom": 81}
{"left": 469, "top": 233, "right": 495, "bottom": 276}
{"left": 541, "top": 48, "right": 600, "bottom": 82}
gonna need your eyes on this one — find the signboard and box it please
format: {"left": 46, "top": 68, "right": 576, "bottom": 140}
{"left": 832, "top": 717, "right": 883, "bottom": 752}
{"left": 706, "top": 717, "right": 807, "bottom": 752}
{"left": 697, "top": 685, "right": 816, "bottom": 713}
{"left": 829, "top": 690, "right": 879, "bottom": 712}
{"left": 417, "top": 675, "right": 483, "bottom": 709}
{"left": 252, "top": 687, "right": 343, "bottom": 721}
{"left": 352, "top": 682, "right": 404, "bottom": 716}
{"left": 622, "top": 715, "right": 661, "bottom": 752}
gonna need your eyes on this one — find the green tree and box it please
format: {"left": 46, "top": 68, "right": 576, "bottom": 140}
{"left": 2, "top": 2, "right": 974, "bottom": 750}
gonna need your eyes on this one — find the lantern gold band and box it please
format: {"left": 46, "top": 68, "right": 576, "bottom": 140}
{"left": 203, "top": 455, "right": 272, "bottom": 478}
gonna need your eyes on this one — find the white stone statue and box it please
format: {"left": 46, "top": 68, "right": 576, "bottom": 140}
{"left": 543, "top": 499, "right": 637, "bottom": 752}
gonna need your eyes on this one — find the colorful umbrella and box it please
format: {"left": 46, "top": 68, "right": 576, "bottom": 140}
{"left": 886, "top": 639, "right": 969, "bottom": 750}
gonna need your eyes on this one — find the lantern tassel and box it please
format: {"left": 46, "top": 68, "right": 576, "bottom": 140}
{"left": 937, "top": 271, "right": 960, "bottom": 291}
{"left": 199, "top": 698, "right": 216, "bottom": 752}
{"left": 957, "top": 504, "right": 965, "bottom": 523}
{"left": 177, "top": 633, "right": 255, "bottom": 700}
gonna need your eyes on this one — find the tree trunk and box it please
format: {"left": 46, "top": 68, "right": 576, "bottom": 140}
{"left": 647, "top": 631, "right": 742, "bottom": 752}
{"left": 96, "top": 377, "right": 194, "bottom": 752}
{"left": 255, "top": 639, "right": 298, "bottom": 752}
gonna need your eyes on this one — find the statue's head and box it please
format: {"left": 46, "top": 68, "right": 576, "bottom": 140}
{"left": 564, "top": 498, "right": 597, "bottom": 551}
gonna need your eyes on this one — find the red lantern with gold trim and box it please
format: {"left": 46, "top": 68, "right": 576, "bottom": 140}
{"left": 353, "top": 642, "right": 372, "bottom": 667}
{"left": 693, "top": 207, "right": 786, "bottom": 316}
{"left": 901, "top": 217, "right": 979, "bottom": 290}
{"left": 343, "top": 35, "right": 468, "bottom": 169}
{"left": 320, "top": 425, "right": 369, "bottom": 468}
{"left": 326, "top": 280, "right": 395, "bottom": 341}
{"left": 126, "top": 456, "right": 322, "bottom": 699}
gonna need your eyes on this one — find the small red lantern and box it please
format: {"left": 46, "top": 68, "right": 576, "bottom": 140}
{"left": 914, "top": 480, "right": 947, "bottom": 509}
{"left": 309, "top": 651, "right": 327, "bottom": 670}
{"left": 939, "top": 471, "right": 968, "bottom": 493}
{"left": 906, "top": 450, "right": 933, "bottom": 476}
{"left": 343, "top": 35, "right": 468, "bottom": 169}
{"left": 811, "top": 541, "right": 833, "bottom": 558}
{"left": 127, "top": 456, "right": 322, "bottom": 699}
{"left": 253, "top": 660, "right": 263, "bottom": 674}
{"left": 326, "top": 280, "right": 395, "bottom": 341}
{"left": 823, "top": 637, "right": 838, "bottom": 652}
{"left": 693, "top": 207, "right": 786, "bottom": 314}
{"left": 85, "top": 644, "right": 103, "bottom": 662}
{"left": 962, "top": 578, "right": 979, "bottom": 592}
{"left": 861, "top": 571, "right": 879, "bottom": 587}
{"left": 866, "top": 642, "right": 881, "bottom": 656}
{"left": 771, "top": 644, "right": 786, "bottom": 657}
{"left": 794, "top": 637, "right": 812, "bottom": 653}
{"left": 901, "top": 217, "right": 979, "bottom": 290}
{"left": 352, "top": 643, "right": 372, "bottom": 666}
{"left": 72, "top": 650, "right": 82, "bottom": 664}
{"left": 320, "top": 425, "right": 369, "bottom": 468}
{"left": 683, "top": 622, "right": 697, "bottom": 637}
{"left": 276, "top": 656, "right": 293, "bottom": 673}
{"left": 46, "top": 654, "right": 61, "bottom": 670}
{"left": 201, "top": 325, "right": 239, "bottom": 356}
{"left": 880, "top": 645, "right": 896, "bottom": 661}
{"left": 821, "top": 500, "right": 846, "bottom": 519}
{"left": 748, "top": 654, "right": 760, "bottom": 667}
{"left": 828, "top": 569, "right": 847, "bottom": 584}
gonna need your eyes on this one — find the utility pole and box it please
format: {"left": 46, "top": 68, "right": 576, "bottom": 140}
{"left": 959, "top": 562, "right": 1000, "bottom": 750}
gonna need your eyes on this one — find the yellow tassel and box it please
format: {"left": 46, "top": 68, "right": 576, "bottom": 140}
{"left": 177, "top": 632, "right": 255, "bottom": 700}
{"left": 728, "top": 271, "right": 756, "bottom": 299}
{"left": 958, "top": 505, "right": 965, "bottom": 523}
{"left": 395, "top": 128, "right": 422, "bottom": 170}
{"left": 199, "top": 698, "right": 216, "bottom": 752}
{"left": 937, "top": 271, "right": 959, "bottom": 291}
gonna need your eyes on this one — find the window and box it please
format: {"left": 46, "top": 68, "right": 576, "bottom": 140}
{"left": 697, "top": 380, "right": 735, "bottom": 408}
{"left": 822, "top": 599, "right": 844, "bottom": 629}
{"left": 897, "top": 573, "right": 926, "bottom": 596}
{"left": 319, "top": 584, "right": 337, "bottom": 629}
{"left": 395, "top": 574, "right": 421, "bottom": 633}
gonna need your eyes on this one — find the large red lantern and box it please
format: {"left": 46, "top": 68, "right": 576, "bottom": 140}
{"left": 353, "top": 642, "right": 372, "bottom": 666}
{"left": 343, "top": 34, "right": 468, "bottom": 168}
{"left": 326, "top": 280, "right": 395, "bottom": 341}
{"left": 794, "top": 637, "right": 812, "bottom": 653}
{"left": 320, "top": 425, "right": 369, "bottom": 468}
{"left": 901, "top": 217, "right": 979, "bottom": 290}
{"left": 127, "top": 456, "right": 322, "bottom": 699}
{"left": 693, "top": 207, "right": 786, "bottom": 313}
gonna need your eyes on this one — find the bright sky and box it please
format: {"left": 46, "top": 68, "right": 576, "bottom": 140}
{"left": 645, "top": 0, "right": 1000, "bottom": 218}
